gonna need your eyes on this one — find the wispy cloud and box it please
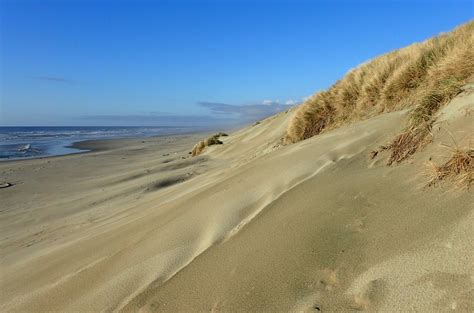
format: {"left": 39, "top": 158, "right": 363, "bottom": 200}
{"left": 198, "top": 100, "right": 296, "bottom": 122}
{"left": 77, "top": 112, "right": 232, "bottom": 128}
{"left": 77, "top": 98, "right": 301, "bottom": 128}
{"left": 28, "top": 76, "right": 73, "bottom": 83}
{"left": 262, "top": 99, "right": 278, "bottom": 105}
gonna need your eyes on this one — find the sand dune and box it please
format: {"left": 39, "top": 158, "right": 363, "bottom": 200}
{"left": 0, "top": 89, "right": 473, "bottom": 312}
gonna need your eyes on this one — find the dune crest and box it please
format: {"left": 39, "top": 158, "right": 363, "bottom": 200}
{"left": 286, "top": 20, "right": 473, "bottom": 166}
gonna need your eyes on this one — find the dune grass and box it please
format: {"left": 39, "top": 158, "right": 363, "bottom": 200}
{"left": 191, "top": 133, "right": 228, "bottom": 156}
{"left": 426, "top": 144, "right": 473, "bottom": 189}
{"left": 380, "top": 124, "right": 434, "bottom": 165}
{"left": 285, "top": 20, "right": 474, "bottom": 163}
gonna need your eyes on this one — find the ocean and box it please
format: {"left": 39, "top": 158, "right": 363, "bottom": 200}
{"left": 0, "top": 126, "right": 190, "bottom": 161}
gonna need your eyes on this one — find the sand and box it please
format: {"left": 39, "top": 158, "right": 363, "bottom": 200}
{"left": 0, "top": 89, "right": 473, "bottom": 312}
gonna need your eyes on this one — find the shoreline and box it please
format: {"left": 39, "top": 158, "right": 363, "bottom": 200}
{"left": 0, "top": 130, "right": 212, "bottom": 163}
{"left": 68, "top": 130, "right": 210, "bottom": 152}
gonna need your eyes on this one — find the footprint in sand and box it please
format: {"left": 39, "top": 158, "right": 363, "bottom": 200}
{"left": 350, "top": 279, "right": 385, "bottom": 311}
{"left": 314, "top": 268, "right": 340, "bottom": 292}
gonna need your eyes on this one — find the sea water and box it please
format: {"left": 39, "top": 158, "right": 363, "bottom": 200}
{"left": 0, "top": 126, "right": 189, "bottom": 161}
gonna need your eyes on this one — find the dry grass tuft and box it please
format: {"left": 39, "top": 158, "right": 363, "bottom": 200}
{"left": 426, "top": 144, "right": 473, "bottom": 189}
{"left": 191, "top": 133, "right": 228, "bottom": 156}
{"left": 285, "top": 91, "right": 336, "bottom": 143}
{"left": 381, "top": 122, "right": 434, "bottom": 165}
{"left": 285, "top": 20, "right": 474, "bottom": 160}
{"left": 191, "top": 140, "right": 207, "bottom": 157}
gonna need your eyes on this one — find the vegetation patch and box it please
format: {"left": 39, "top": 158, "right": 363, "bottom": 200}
{"left": 426, "top": 145, "right": 473, "bottom": 189}
{"left": 380, "top": 123, "right": 433, "bottom": 165}
{"left": 191, "top": 132, "right": 228, "bottom": 156}
{"left": 285, "top": 21, "right": 473, "bottom": 164}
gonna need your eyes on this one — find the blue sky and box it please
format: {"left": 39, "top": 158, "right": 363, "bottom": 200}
{"left": 1, "top": 0, "right": 472, "bottom": 126}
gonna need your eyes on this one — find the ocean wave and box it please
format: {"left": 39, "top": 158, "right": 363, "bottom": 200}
{"left": 0, "top": 126, "right": 190, "bottom": 160}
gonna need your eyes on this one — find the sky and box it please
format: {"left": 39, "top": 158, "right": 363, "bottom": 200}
{"left": 0, "top": 0, "right": 472, "bottom": 127}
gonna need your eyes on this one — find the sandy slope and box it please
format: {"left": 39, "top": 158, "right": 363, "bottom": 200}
{"left": 0, "top": 89, "right": 473, "bottom": 312}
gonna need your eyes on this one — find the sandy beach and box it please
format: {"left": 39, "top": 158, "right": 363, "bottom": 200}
{"left": 2, "top": 2, "right": 472, "bottom": 311}
{"left": 0, "top": 86, "right": 472, "bottom": 312}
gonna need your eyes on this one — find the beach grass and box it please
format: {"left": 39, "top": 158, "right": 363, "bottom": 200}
{"left": 285, "top": 20, "right": 474, "bottom": 164}
{"left": 191, "top": 132, "right": 228, "bottom": 156}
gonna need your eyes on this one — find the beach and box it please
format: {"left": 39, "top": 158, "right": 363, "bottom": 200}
{"left": 0, "top": 86, "right": 472, "bottom": 312}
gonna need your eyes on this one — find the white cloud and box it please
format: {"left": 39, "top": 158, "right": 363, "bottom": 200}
{"left": 262, "top": 99, "right": 280, "bottom": 105}
{"left": 198, "top": 101, "right": 293, "bottom": 123}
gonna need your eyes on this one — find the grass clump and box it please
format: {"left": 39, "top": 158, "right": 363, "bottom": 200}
{"left": 191, "top": 132, "right": 228, "bottom": 156}
{"left": 381, "top": 124, "right": 434, "bottom": 165}
{"left": 426, "top": 144, "right": 473, "bottom": 189}
{"left": 285, "top": 20, "right": 474, "bottom": 162}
